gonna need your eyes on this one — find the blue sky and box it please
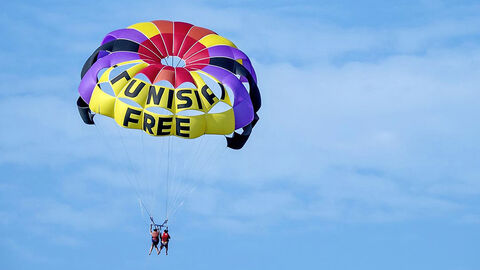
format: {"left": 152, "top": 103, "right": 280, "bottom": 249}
{"left": 1, "top": 0, "right": 480, "bottom": 269}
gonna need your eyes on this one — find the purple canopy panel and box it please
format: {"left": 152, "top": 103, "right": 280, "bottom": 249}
{"left": 207, "top": 46, "right": 258, "bottom": 83}
{"left": 101, "top": 29, "right": 148, "bottom": 45}
{"left": 229, "top": 47, "right": 257, "bottom": 83}
{"left": 97, "top": 50, "right": 109, "bottom": 59}
{"left": 79, "top": 52, "right": 141, "bottom": 103}
{"left": 201, "top": 65, "right": 254, "bottom": 129}
{"left": 232, "top": 99, "right": 254, "bottom": 129}
{"left": 240, "top": 58, "right": 257, "bottom": 83}
{"left": 207, "top": 45, "right": 235, "bottom": 58}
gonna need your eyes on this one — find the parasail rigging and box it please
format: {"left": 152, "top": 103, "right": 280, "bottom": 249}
{"left": 76, "top": 20, "right": 261, "bottom": 227}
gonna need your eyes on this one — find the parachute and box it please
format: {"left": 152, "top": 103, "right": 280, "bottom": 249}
{"left": 76, "top": 20, "right": 261, "bottom": 224}
{"left": 77, "top": 20, "right": 260, "bottom": 149}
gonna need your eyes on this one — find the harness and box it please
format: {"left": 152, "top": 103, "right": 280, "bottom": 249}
{"left": 150, "top": 217, "right": 168, "bottom": 232}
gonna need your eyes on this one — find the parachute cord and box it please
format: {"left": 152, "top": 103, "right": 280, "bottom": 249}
{"left": 168, "top": 136, "right": 206, "bottom": 216}
{"left": 139, "top": 130, "right": 156, "bottom": 215}
{"left": 156, "top": 135, "right": 168, "bottom": 219}
{"left": 166, "top": 136, "right": 172, "bottom": 220}
{"left": 138, "top": 130, "right": 149, "bottom": 211}
{"left": 139, "top": 198, "right": 153, "bottom": 223}
{"left": 117, "top": 130, "right": 143, "bottom": 194}
{"left": 93, "top": 118, "right": 153, "bottom": 225}
{"left": 116, "top": 128, "right": 155, "bottom": 224}
{"left": 139, "top": 199, "right": 151, "bottom": 227}
{"left": 138, "top": 199, "right": 153, "bottom": 225}
{"left": 168, "top": 137, "right": 183, "bottom": 216}
{"left": 168, "top": 137, "right": 227, "bottom": 221}
{"left": 168, "top": 138, "right": 198, "bottom": 215}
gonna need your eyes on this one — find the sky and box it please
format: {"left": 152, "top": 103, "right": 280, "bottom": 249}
{"left": 1, "top": 0, "right": 480, "bottom": 269}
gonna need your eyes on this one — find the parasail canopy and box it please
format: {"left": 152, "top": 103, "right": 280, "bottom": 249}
{"left": 77, "top": 20, "right": 261, "bottom": 149}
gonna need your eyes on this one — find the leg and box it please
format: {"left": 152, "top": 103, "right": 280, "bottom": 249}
{"left": 165, "top": 243, "right": 168, "bottom": 255}
{"left": 155, "top": 245, "right": 160, "bottom": 255}
{"left": 149, "top": 243, "right": 154, "bottom": 255}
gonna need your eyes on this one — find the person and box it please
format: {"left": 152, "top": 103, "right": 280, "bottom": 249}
{"left": 159, "top": 229, "right": 171, "bottom": 255}
{"left": 149, "top": 225, "right": 160, "bottom": 255}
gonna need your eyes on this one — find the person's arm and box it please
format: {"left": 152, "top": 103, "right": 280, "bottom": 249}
{"left": 150, "top": 224, "right": 152, "bottom": 233}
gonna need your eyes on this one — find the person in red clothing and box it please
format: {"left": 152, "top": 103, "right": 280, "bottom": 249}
{"left": 159, "top": 229, "right": 171, "bottom": 255}
{"left": 149, "top": 225, "right": 160, "bottom": 255}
